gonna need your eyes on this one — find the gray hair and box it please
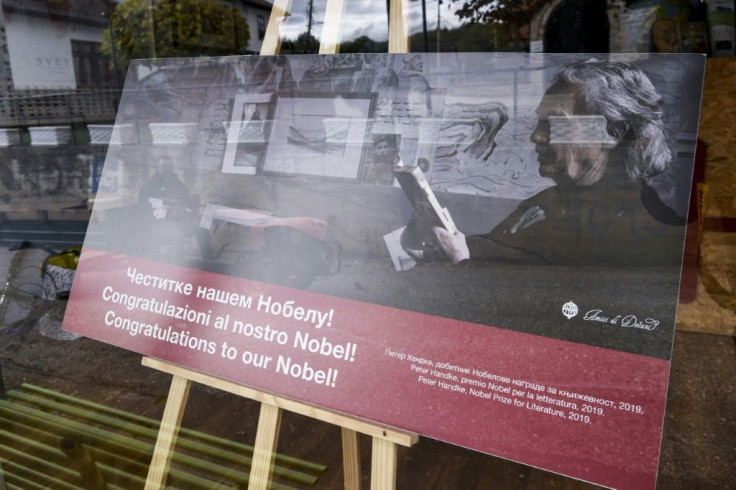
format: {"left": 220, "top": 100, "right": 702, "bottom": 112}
{"left": 553, "top": 60, "right": 671, "bottom": 180}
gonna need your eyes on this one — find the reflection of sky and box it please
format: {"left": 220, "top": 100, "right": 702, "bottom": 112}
{"left": 280, "top": 0, "right": 461, "bottom": 42}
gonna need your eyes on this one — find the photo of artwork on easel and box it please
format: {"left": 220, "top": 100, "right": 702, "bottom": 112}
{"left": 63, "top": 51, "right": 706, "bottom": 490}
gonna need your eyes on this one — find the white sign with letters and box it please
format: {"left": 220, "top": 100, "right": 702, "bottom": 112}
{"left": 5, "top": 15, "right": 77, "bottom": 89}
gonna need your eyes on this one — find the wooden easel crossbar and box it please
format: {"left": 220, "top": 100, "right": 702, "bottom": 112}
{"left": 142, "top": 358, "right": 418, "bottom": 489}
{"left": 144, "top": 1, "right": 419, "bottom": 489}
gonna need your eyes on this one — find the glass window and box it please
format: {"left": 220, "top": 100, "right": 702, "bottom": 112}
{"left": 0, "top": 1, "right": 732, "bottom": 489}
{"left": 72, "top": 40, "right": 116, "bottom": 89}
{"left": 258, "top": 13, "right": 266, "bottom": 40}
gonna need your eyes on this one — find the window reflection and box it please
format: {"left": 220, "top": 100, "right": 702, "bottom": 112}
{"left": 0, "top": 1, "right": 730, "bottom": 489}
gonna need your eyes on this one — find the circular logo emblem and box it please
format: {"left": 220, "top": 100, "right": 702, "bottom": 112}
{"left": 562, "top": 301, "right": 578, "bottom": 319}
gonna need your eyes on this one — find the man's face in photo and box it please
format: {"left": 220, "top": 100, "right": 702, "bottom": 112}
{"left": 374, "top": 139, "right": 394, "bottom": 163}
{"left": 530, "top": 83, "right": 614, "bottom": 187}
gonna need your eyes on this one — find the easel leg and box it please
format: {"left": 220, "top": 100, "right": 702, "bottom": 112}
{"left": 260, "top": 0, "right": 292, "bottom": 56}
{"left": 370, "top": 437, "right": 397, "bottom": 490}
{"left": 388, "top": 0, "right": 410, "bottom": 53}
{"left": 319, "top": 0, "right": 346, "bottom": 54}
{"left": 249, "top": 402, "right": 283, "bottom": 490}
{"left": 145, "top": 375, "right": 191, "bottom": 490}
{"left": 341, "top": 428, "right": 362, "bottom": 490}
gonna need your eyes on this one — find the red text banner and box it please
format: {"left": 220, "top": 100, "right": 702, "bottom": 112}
{"left": 65, "top": 250, "right": 669, "bottom": 489}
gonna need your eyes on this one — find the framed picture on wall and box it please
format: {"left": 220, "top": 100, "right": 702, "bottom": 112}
{"left": 262, "top": 92, "right": 376, "bottom": 181}
{"left": 360, "top": 132, "right": 401, "bottom": 185}
{"left": 221, "top": 93, "right": 274, "bottom": 174}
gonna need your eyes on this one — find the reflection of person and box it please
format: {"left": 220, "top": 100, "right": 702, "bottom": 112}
{"left": 138, "top": 155, "right": 213, "bottom": 259}
{"left": 138, "top": 155, "right": 191, "bottom": 206}
{"left": 363, "top": 135, "right": 398, "bottom": 185}
{"left": 421, "top": 60, "right": 682, "bottom": 266}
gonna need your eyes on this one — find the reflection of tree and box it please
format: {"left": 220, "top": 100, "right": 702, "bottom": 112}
{"left": 280, "top": 0, "right": 323, "bottom": 54}
{"left": 409, "top": 23, "right": 503, "bottom": 52}
{"left": 101, "top": 0, "right": 249, "bottom": 70}
{"left": 340, "top": 36, "right": 386, "bottom": 53}
{"left": 302, "top": 23, "right": 502, "bottom": 54}
{"left": 453, "top": 0, "right": 542, "bottom": 24}
{"left": 281, "top": 32, "right": 320, "bottom": 54}
{"left": 451, "top": 0, "right": 542, "bottom": 48}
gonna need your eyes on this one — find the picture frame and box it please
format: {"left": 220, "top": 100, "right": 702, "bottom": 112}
{"left": 360, "top": 132, "right": 401, "bottom": 185}
{"left": 262, "top": 92, "right": 376, "bottom": 181}
{"left": 221, "top": 93, "right": 274, "bottom": 175}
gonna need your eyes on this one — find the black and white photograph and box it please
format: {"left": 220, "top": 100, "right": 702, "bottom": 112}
{"left": 3, "top": 2, "right": 733, "bottom": 489}
{"left": 361, "top": 132, "right": 401, "bottom": 185}
{"left": 262, "top": 92, "right": 375, "bottom": 180}
{"left": 221, "top": 93, "right": 274, "bottom": 174}
{"left": 88, "top": 52, "right": 705, "bottom": 360}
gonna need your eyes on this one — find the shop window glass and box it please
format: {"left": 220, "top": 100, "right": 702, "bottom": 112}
{"left": 0, "top": 2, "right": 732, "bottom": 490}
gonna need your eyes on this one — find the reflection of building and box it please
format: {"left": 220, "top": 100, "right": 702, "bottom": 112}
{"left": 0, "top": 0, "right": 272, "bottom": 128}
{"left": 0, "top": 0, "right": 120, "bottom": 127}
{"left": 235, "top": 0, "right": 274, "bottom": 52}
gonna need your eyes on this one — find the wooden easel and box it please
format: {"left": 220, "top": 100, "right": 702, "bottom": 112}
{"left": 144, "top": 1, "right": 418, "bottom": 489}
